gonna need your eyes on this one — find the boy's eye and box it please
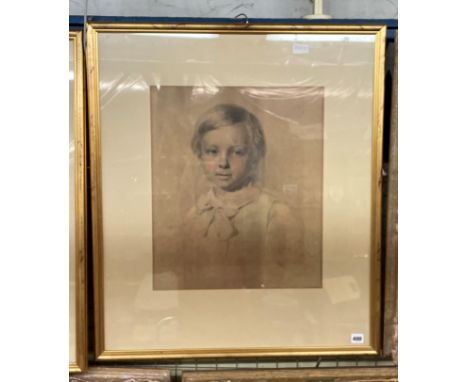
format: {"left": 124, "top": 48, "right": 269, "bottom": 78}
{"left": 204, "top": 147, "right": 218, "bottom": 156}
{"left": 233, "top": 148, "right": 247, "bottom": 156}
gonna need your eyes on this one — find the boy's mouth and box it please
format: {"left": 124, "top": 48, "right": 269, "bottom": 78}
{"left": 215, "top": 173, "right": 232, "bottom": 179}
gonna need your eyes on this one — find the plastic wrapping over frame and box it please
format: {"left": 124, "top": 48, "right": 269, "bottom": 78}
{"left": 88, "top": 21, "right": 385, "bottom": 359}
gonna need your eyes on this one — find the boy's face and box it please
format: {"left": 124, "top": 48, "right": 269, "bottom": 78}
{"left": 200, "top": 124, "right": 254, "bottom": 192}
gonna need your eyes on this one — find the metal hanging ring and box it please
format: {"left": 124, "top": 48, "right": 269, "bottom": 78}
{"left": 234, "top": 13, "right": 249, "bottom": 26}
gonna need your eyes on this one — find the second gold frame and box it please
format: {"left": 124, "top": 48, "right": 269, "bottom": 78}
{"left": 69, "top": 30, "right": 87, "bottom": 373}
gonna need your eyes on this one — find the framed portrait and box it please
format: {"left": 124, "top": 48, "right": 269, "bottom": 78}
{"left": 87, "top": 22, "right": 386, "bottom": 359}
{"left": 182, "top": 367, "right": 397, "bottom": 382}
{"left": 69, "top": 30, "right": 87, "bottom": 372}
{"left": 69, "top": 367, "right": 171, "bottom": 382}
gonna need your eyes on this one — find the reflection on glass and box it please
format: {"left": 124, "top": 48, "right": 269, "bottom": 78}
{"left": 266, "top": 34, "right": 375, "bottom": 43}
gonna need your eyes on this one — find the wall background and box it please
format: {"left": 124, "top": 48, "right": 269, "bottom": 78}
{"left": 69, "top": 0, "right": 398, "bottom": 19}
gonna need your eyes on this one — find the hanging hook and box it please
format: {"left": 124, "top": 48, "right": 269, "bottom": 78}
{"left": 234, "top": 13, "right": 249, "bottom": 26}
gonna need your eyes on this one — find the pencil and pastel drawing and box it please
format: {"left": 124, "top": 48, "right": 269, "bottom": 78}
{"left": 151, "top": 86, "right": 323, "bottom": 290}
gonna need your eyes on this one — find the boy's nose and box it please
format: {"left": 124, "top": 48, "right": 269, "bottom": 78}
{"left": 218, "top": 154, "right": 229, "bottom": 168}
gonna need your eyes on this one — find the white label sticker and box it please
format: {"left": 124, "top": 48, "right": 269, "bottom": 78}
{"left": 351, "top": 333, "right": 364, "bottom": 344}
{"left": 292, "top": 43, "right": 309, "bottom": 54}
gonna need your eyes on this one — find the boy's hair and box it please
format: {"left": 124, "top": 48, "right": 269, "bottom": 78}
{"left": 191, "top": 104, "right": 266, "bottom": 161}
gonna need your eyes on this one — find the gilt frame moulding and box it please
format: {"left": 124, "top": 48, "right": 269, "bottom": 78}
{"left": 86, "top": 21, "right": 387, "bottom": 360}
{"left": 69, "top": 30, "right": 88, "bottom": 373}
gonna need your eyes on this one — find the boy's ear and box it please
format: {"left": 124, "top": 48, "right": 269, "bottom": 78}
{"left": 248, "top": 155, "right": 259, "bottom": 170}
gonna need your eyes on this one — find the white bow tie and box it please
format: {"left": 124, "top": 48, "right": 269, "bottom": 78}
{"left": 196, "top": 187, "right": 260, "bottom": 241}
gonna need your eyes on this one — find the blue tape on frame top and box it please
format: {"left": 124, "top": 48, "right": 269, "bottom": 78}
{"left": 70, "top": 15, "right": 397, "bottom": 27}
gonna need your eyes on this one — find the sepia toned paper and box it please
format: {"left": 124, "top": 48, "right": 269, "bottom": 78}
{"left": 150, "top": 86, "right": 323, "bottom": 290}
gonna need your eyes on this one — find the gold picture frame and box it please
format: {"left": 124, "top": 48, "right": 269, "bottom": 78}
{"left": 69, "top": 30, "right": 87, "bottom": 373}
{"left": 87, "top": 22, "right": 386, "bottom": 360}
{"left": 182, "top": 367, "right": 397, "bottom": 382}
